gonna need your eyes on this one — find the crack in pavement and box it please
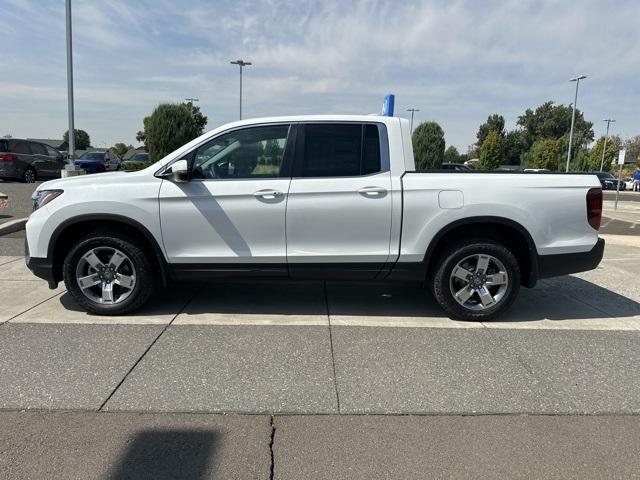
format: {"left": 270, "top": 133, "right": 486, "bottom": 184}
{"left": 323, "top": 281, "right": 342, "bottom": 414}
{"left": 97, "top": 286, "right": 203, "bottom": 411}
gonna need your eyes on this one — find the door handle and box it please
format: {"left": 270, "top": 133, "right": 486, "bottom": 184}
{"left": 357, "top": 186, "right": 387, "bottom": 196}
{"left": 253, "top": 189, "right": 283, "bottom": 199}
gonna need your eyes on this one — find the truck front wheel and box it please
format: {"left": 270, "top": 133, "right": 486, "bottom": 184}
{"left": 63, "top": 231, "right": 156, "bottom": 315}
{"left": 432, "top": 239, "right": 520, "bottom": 321}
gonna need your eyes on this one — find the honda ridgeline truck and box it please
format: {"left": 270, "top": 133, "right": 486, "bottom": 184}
{"left": 25, "top": 115, "right": 604, "bottom": 320}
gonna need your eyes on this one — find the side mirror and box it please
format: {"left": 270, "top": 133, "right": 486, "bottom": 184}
{"left": 169, "top": 159, "right": 190, "bottom": 183}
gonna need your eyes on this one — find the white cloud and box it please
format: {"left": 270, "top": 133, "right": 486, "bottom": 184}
{"left": 1, "top": 0, "right": 639, "bottom": 148}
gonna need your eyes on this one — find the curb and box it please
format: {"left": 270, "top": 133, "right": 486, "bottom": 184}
{"left": 0, "top": 217, "right": 28, "bottom": 236}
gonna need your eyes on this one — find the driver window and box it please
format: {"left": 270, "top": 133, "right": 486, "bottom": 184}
{"left": 192, "top": 124, "right": 290, "bottom": 179}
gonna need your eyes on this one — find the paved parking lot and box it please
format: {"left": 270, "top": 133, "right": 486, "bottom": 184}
{"left": 0, "top": 237, "right": 639, "bottom": 416}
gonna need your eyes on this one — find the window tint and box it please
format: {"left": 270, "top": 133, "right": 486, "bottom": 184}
{"left": 193, "top": 125, "right": 290, "bottom": 179}
{"left": 45, "top": 146, "right": 59, "bottom": 157}
{"left": 0, "top": 140, "right": 7, "bottom": 152}
{"left": 363, "top": 124, "right": 381, "bottom": 174}
{"left": 80, "top": 152, "right": 106, "bottom": 160}
{"left": 30, "top": 143, "right": 46, "bottom": 155}
{"left": 12, "top": 141, "right": 31, "bottom": 155}
{"left": 300, "top": 123, "right": 381, "bottom": 177}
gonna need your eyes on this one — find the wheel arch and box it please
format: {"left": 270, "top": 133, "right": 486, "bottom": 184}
{"left": 422, "top": 216, "right": 539, "bottom": 288}
{"left": 49, "top": 214, "right": 168, "bottom": 286}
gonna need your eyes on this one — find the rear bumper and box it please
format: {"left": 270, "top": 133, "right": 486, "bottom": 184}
{"left": 537, "top": 238, "right": 605, "bottom": 279}
{"left": 25, "top": 239, "right": 58, "bottom": 289}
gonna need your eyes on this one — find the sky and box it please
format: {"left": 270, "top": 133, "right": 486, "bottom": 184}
{"left": 1, "top": 0, "right": 639, "bottom": 151}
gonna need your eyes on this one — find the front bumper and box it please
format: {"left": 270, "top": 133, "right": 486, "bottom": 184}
{"left": 537, "top": 238, "right": 605, "bottom": 279}
{"left": 25, "top": 239, "right": 58, "bottom": 289}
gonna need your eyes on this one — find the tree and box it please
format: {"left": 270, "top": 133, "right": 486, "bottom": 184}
{"left": 523, "top": 138, "right": 561, "bottom": 171}
{"left": 476, "top": 114, "right": 505, "bottom": 146}
{"left": 517, "top": 101, "right": 594, "bottom": 149}
{"left": 502, "top": 129, "right": 528, "bottom": 165}
{"left": 112, "top": 143, "right": 133, "bottom": 158}
{"left": 443, "top": 145, "right": 460, "bottom": 163}
{"left": 586, "top": 135, "right": 622, "bottom": 172}
{"left": 478, "top": 130, "right": 503, "bottom": 170}
{"left": 625, "top": 135, "right": 640, "bottom": 163}
{"left": 63, "top": 129, "right": 91, "bottom": 150}
{"left": 412, "top": 121, "right": 445, "bottom": 169}
{"left": 139, "top": 102, "right": 208, "bottom": 161}
{"left": 136, "top": 117, "right": 151, "bottom": 148}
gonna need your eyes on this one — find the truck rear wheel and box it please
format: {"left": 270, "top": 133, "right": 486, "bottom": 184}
{"left": 63, "top": 231, "right": 155, "bottom": 315}
{"left": 432, "top": 239, "right": 520, "bottom": 321}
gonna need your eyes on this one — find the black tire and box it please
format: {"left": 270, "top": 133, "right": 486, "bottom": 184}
{"left": 432, "top": 239, "right": 520, "bottom": 321}
{"left": 63, "top": 231, "right": 156, "bottom": 315}
{"left": 22, "top": 167, "right": 36, "bottom": 183}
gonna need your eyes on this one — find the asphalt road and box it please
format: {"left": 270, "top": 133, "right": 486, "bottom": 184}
{"left": 0, "top": 180, "right": 39, "bottom": 224}
{"left": 2, "top": 412, "right": 639, "bottom": 480}
{"left": 604, "top": 190, "right": 640, "bottom": 202}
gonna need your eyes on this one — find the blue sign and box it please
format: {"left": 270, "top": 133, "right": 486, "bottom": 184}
{"left": 382, "top": 94, "right": 395, "bottom": 116}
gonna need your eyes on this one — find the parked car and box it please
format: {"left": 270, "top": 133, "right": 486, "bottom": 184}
{"left": 26, "top": 115, "right": 604, "bottom": 321}
{"left": 593, "top": 171, "right": 625, "bottom": 190}
{"left": 74, "top": 150, "right": 121, "bottom": 173}
{"left": 440, "top": 162, "right": 472, "bottom": 171}
{"left": 623, "top": 177, "right": 634, "bottom": 190}
{"left": 0, "top": 138, "right": 66, "bottom": 182}
{"left": 123, "top": 152, "right": 149, "bottom": 164}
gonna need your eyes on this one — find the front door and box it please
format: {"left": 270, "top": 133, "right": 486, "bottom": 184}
{"left": 159, "top": 124, "right": 293, "bottom": 269}
{"left": 286, "top": 123, "right": 393, "bottom": 278}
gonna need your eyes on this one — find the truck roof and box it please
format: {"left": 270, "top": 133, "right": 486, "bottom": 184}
{"left": 217, "top": 114, "right": 407, "bottom": 129}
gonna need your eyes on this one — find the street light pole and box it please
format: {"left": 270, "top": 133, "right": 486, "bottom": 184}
{"left": 599, "top": 118, "right": 615, "bottom": 171}
{"left": 230, "top": 59, "right": 252, "bottom": 120}
{"left": 407, "top": 108, "right": 420, "bottom": 132}
{"left": 65, "top": 0, "right": 75, "bottom": 165}
{"left": 565, "top": 74, "right": 587, "bottom": 172}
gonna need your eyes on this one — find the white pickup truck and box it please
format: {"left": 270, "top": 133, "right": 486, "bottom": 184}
{"left": 26, "top": 115, "right": 604, "bottom": 320}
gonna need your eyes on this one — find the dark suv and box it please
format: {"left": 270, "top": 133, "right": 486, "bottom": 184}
{"left": 593, "top": 171, "right": 625, "bottom": 191}
{"left": 0, "top": 139, "right": 66, "bottom": 183}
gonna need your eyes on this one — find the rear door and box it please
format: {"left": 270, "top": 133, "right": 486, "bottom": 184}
{"left": 286, "top": 123, "right": 392, "bottom": 278}
{"left": 30, "top": 142, "right": 55, "bottom": 177}
{"left": 11, "top": 141, "right": 33, "bottom": 177}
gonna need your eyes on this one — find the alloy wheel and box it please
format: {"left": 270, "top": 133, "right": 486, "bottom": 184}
{"left": 75, "top": 247, "right": 136, "bottom": 304}
{"left": 449, "top": 254, "right": 509, "bottom": 311}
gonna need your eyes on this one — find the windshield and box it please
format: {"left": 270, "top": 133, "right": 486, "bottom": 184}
{"left": 79, "top": 152, "right": 105, "bottom": 160}
{"left": 130, "top": 153, "right": 149, "bottom": 161}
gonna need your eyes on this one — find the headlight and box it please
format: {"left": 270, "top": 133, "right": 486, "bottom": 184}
{"left": 32, "top": 189, "right": 63, "bottom": 211}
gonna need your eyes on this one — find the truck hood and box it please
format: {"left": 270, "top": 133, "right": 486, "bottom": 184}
{"left": 37, "top": 171, "right": 130, "bottom": 191}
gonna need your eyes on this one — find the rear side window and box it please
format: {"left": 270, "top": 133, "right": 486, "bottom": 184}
{"left": 299, "top": 123, "right": 382, "bottom": 177}
{"left": 45, "top": 146, "right": 59, "bottom": 157}
{"left": 12, "top": 141, "right": 31, "bottom": 154}
{"left": 30, "top": 143, "right": 46, "bottom": 155}
{"left": 0, "top": 140, "right": 7, "bottom": 152}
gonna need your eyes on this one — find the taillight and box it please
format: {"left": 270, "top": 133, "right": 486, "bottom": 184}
{"left": 586, "top": 187, "right": 603, "bottom": 231}
{"left": 0, "top": 153, "right": 17, "bottom": 162}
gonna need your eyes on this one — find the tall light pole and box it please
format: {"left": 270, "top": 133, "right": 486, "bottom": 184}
{"left": 230, "top": 59, "right": 251, "bottom": 120}
{"left": 407, "top": 108, "right": 420, "bottom": 132}
{"left": 65, "top": 0, "right": 75, "bottom": 165}
{"left": 565, "top": 74, "right": 587, "bottom": 172}
{"left": 599, "top": 118, "right": 615, "bottom": 171}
